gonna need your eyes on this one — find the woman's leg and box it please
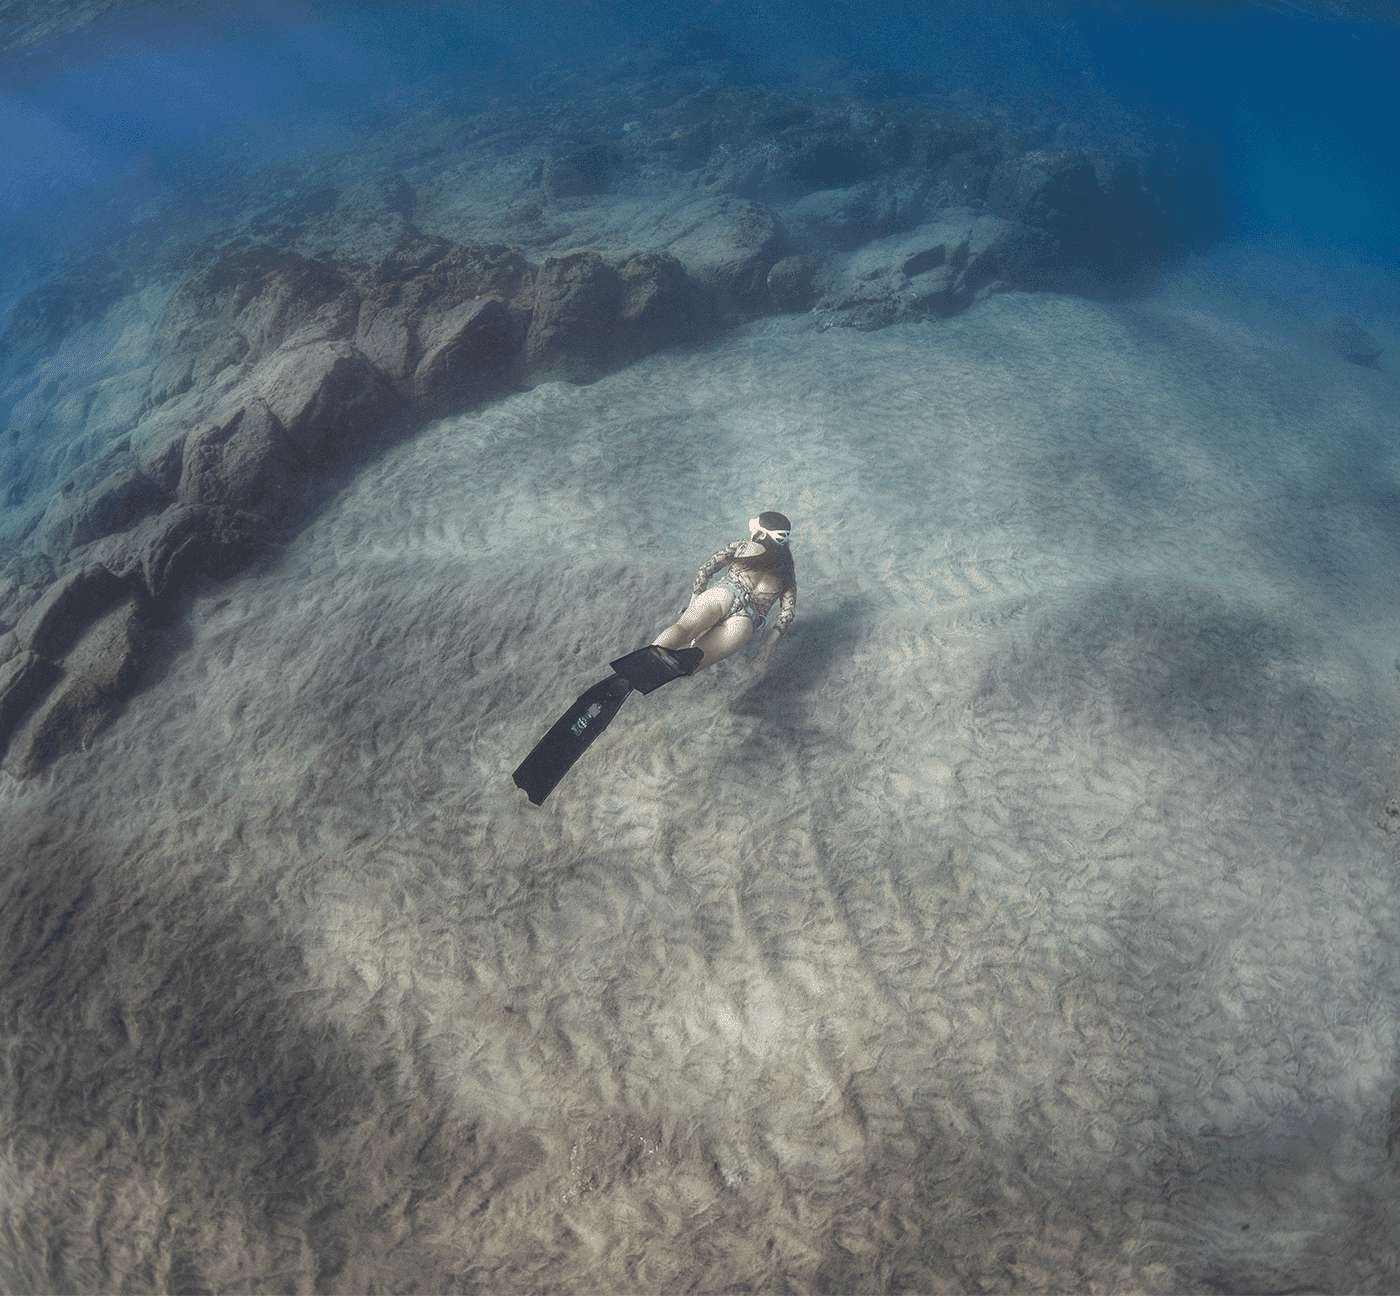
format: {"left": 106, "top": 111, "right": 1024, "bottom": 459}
{"left": 690, "top": 614, "right": 754, "bottom": 670}
{"left": 653, "top": 587, "right": 732, "bottom": 650}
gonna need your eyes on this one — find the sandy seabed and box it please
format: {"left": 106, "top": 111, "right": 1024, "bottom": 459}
{"left": 4, "top": 279, "right": 1400, "bottom": 1293}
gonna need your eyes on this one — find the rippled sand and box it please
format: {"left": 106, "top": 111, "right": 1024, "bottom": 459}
{"left": 5, "top": 282, "right": 1400, "bottom": 1292}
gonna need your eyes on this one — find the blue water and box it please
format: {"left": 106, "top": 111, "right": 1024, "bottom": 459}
{"left": 0, "top": 0, "right": 1395, "bottom": 524}
{"left": 2, "top": 2, "right": 1398, "bottom": 265}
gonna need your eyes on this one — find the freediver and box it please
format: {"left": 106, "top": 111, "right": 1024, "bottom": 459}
{"left": 652, "top": 511, "right": 798, "bottom": 670}
{"left": 512, "top": 510, "right": 798, "bottom": 804}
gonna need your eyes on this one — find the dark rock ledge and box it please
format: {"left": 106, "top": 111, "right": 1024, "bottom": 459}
{"left": 0, "top": 233, "right": 728, "bottom": 776}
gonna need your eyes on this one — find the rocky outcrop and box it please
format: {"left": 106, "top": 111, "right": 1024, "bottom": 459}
{"left": 0, "top": 228, "right": 717, "bottom": 778}
{"left": 765, "top": 255, "right": 822, "bottom": 313}
{"left": 96, "top": 503, "right": 272, "bottom": 609}
{"left": 616, "top": 252, "right": 706, "bottom": 356}
{"left": 664, "top": 200, "right": 785, "bottom": 317}
{"left": 809, "top": 209, "right": 1046, "bottom": 331}
{"left": 986, "top": 148, "right": 1210, "bottom": 288}
{"left": 0, "top": 553, "right": 58, "bottom": 659}
{"left": 250, "top": 340, "right": 401, "bottom": 462}
{"left": 1, "top": 596, "right": 149, "bottom": 779}
{"left": 987, "top": 151, "right": 1101, "bottom": 258}
{"left": 783, "top": 176, "right": 932, "bottom": 253}
{"left": 0, "top": 503, "right": 271, "bottom": 777}
{"left": 149, "top": 246, "right": 360, "bottom": 406}
{"left": 0, "top": 652, "right": 62, "bottom": 748}
{"left": 0, "top": 567, "right": 149, "bottom": 777}
{"left": 32, "top": 450, "right": 169, "bottom": 556}
{"left": 628, "top": 80, "right": 1213, "bottom": 289}
{"left": 523, "top": 249, "right": 706, "bottom": 383}
{"left": 523, "top": 252, "right": 626, "bottom": 383}
{"left": 178, "top": 398, "right": 300, "bottom": 517}
{"left": 13, "top": 564, "right": 131, "bottom": 660}
{"left": 354, "top": 238, "right": 533, "bottom": 413}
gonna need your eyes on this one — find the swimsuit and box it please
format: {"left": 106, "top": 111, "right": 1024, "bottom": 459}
{"left": 713, "top": 569, "right": 769, "bottom": 632}
{"left": 689, "top": 539, "right": 796, "bottom": 637}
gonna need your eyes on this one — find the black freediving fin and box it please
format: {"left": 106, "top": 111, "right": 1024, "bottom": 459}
{"left": 609, "top": 644, "right": 703, "bottom": 693}
{"left": 512, "top": 673, "right": 634, "bottom": 806}
{"left": 512, "top": 645, "right": 703, "bottom": 805}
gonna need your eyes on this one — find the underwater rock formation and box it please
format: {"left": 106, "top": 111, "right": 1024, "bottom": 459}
{"left": 0, "top": 565, "right": 144, "bottom": 776}
{"left": 808, "top": 208, "right": 1045, "bottom": 330}
{"left": 177, "top": 398, "right": 301, "bottom": 518}
{"left": 99, "top": 503, "right": 273, "bottom": 608}
{"left": 353, "top": 237, "right": 534, "bottom": 397}
{"left": 524, "top": 248, "right": 706, "bottom": 382}
{"left": 1, "top": 595, "right": 148, "bottom": 779}
{"left": 0, "top": 502, "right": 273, "bottom": 772}
{"left": 0, "top": 227, "right": 718, "bottom": 777}
{"left": 32, "top": 451, "right": 167, "bottom": 556}
{"left": 150, "top": 246, "right": 361, "bottom": 400}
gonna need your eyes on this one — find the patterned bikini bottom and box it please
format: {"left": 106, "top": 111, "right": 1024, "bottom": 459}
{"left": 712, "top": 570, "right": 770, "bottom": 633}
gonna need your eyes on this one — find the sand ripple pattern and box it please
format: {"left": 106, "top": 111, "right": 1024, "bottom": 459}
{"left": 4, "top": 286, "right": 1400, "bottom": 1292}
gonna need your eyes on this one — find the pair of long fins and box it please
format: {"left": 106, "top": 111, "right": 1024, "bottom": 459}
{"left": 512, "top": 644, "right": 704, "bottom": 805}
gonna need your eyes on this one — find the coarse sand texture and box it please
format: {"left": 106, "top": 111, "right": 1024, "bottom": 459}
{"left": 4, "top": 283, "right": 1400, "bottom": 1292}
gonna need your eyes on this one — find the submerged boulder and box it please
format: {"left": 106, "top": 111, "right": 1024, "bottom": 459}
{"left": 356, "top": 239, "right": 533, "bottom": 374}
{"left": 0, "top": 552, "right": 57, "bottom": 646}
{"left": 96, "top": 502, "right": 271, "bottom": 610}
{"left": 766, "top": 254, "right": 822, "bottom": 313}
{"left": 14, "top": 564, "right": 131, "bottom": 660}
{"left": 811, "top": 210, "right": 1036, "bottom": 329}
{"left": 0, "top": 500, "right": 272, "bottom": 778}
{"left": 354, "top": 238, "right": 532, "bottom": 409}
{"left": 524, "top": 252, "right": 623, "bottom": 383}
{"left": 130, "top": 407, "right": 194, "bottom": 496}
{"left": 664, "top": 199, "right": 785, "bottom": 317}
{"left": 615, "top": 251, "right": 707, "bottom": 356}
{"left": 32, "top": 453, "right": 169, "bottom": 556}
{"left": 61, "top": 595, "right": 149, "bottom": 697}
{"left": 1, "top": 597, "right": 150, "bottom": 779}
{"left": 178, "top": 398, "right": 300, "bottom": 518}
{"left": 0, "top": 651, "right": 62, "bottom": 757}
{"left": 412, "top": 297, "right": 520, "bottom": 416}
{"left": 150, "top": 245, "right": 360, "bottom": 405}
{"left": 523, "top": 249, "right": 707, "bottom": 383}
{"left": 784, "top": 176, "right": 930, "bottom": 252}
{"left": 251, "top": 339, "right": 402, "bottom": 462}
{"left": 988, "top": 150, "right": 1101, "bottom": 258}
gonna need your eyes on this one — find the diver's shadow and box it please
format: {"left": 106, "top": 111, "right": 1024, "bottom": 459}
{"left": 721, "top": 596, "right": 868, "bottom": 757}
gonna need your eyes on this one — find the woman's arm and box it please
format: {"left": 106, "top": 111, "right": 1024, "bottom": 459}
{"left": 753, "top": 587, "right": 797, "bottom": 667}
{"left": 770, "top": 586, "right": 797, "bottom": 637}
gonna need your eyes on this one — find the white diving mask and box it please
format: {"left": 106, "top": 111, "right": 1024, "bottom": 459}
{"left": 749, "top": 516, "right": 790, "bottom": 547}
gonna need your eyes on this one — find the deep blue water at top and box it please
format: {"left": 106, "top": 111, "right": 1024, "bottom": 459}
{"left": 0, "top": 0, "right": 1397, "bottom": 321}
{"left": 1073, "top": 5, "right": 1399, "bottom": 260}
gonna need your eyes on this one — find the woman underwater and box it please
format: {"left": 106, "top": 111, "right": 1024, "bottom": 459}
{"left": 513, "top": 511, "right": 797, "bottom": 803}
{"left": 653, "top": 511, "right": 798, "bottom": 670}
